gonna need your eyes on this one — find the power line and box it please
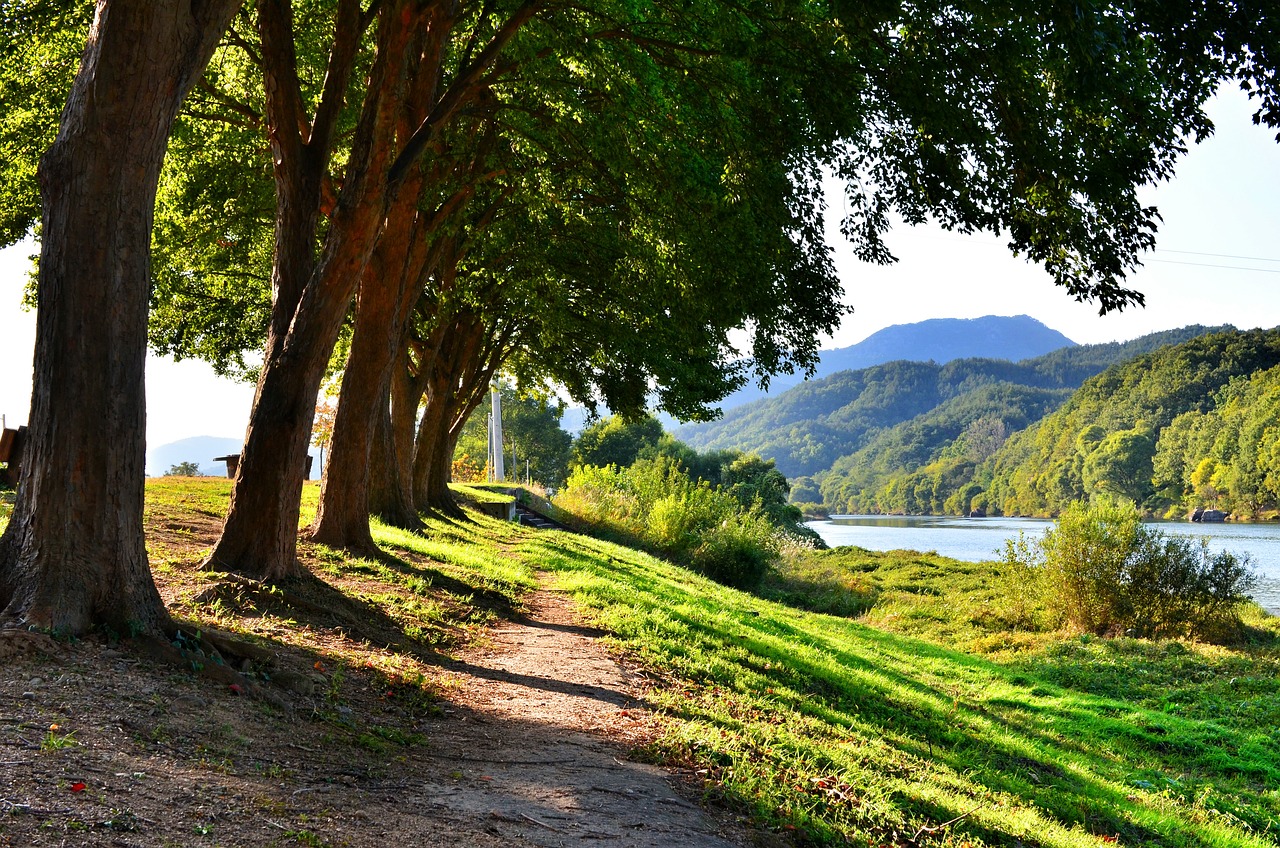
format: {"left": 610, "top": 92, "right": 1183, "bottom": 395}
{"left": 1148, "top": 258, "right": 1280, "bottom": 274}
{"left": 897, "top": 230, "right": 1280, "bottom": 273}
{"left": 1154, "top": 248, "right": 1280, "bottom": 264}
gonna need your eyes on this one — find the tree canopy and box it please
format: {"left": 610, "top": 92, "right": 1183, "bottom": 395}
{"left": 4, "top": 0, "right": 1280, "bottom": 630}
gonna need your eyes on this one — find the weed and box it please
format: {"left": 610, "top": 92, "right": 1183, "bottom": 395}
{"left": 40, "top": 728, "right": 79, "bottom": 752}
{"left": 99, "top": 810, "right": 139, "bottom": 832}
{"left": 326, "top": 662, "right": 345, "bottom": 703}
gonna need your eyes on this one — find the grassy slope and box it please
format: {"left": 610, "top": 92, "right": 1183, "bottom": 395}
{"left": 3, "top": 480, "right": 1276, "bottom": 846}
{"left": 532, "top": 535, "right": 1280, "bottom": 847}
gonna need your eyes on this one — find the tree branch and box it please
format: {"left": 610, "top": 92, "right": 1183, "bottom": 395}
{"left": 388, "top": 0, "right": 542, "bottom": 188}
{"left": 310, "top": 0, "right": 368, "bottom": 152}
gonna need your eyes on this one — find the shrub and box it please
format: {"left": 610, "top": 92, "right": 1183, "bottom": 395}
{"left": 1006, "top": 497, "right": 1256, "bottom": 640}
{"left": 555, "top": 457, "right": 780, "bottom": 588}
{"left": 451, "top": 453, "right": 484, "bottom": 483}
{"left": 691, "top": 514, "right": 780, "bottom": 588}
{"left": 0, "top": 486, "right": 13, "bottom": 531}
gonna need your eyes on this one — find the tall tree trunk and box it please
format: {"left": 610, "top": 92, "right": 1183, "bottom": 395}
{"left": 427, "top": 387, "right": 489, "bottom": 508}
{"left": 413, "top": 317, "right": 490, "bottom": 512}
{"left": 424, "top": 410, "right": 462, "bottom": 509}
{"left": 206, "top": 4, "right": 411, "bottom": 579}
{"left": 307, "top": 6, "right": 465, "bottom": 547}
{"left": 369, "top": 335, "right": 429, "bottom": 525}
{"left": 412, "top": 369, "right": 454, "bottom": 511}
{"left": 309, "top": 175, "right": 426, "bottom": 551}
{"left": 0, "top": 0, "right": 242, "bottom": 636}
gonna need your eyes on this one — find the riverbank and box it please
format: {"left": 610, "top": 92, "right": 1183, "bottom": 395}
{"left": 808, "top": 514, "right": 1280, "bottom": 614}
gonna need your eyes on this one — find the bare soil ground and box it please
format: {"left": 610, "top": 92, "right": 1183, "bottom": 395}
{"left": 0, "top": 578, "right": 763, "bottom": 847}
{"left": 0, "top": 565, "right": 767, "bottom": 848}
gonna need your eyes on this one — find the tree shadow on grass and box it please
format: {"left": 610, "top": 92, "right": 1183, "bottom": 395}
{"left": 365, "top": 545, "right": 520, "bottom": 617}
{"left": 527, "top": 532, "right": 1279, "bottom": 846}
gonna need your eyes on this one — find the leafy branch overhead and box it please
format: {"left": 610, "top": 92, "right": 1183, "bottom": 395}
{"left": 4, "top": 0, "right": 1280, "bottom": 630}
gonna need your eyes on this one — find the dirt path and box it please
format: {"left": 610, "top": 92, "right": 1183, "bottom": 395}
{"left": 0, "top": 576, "right": 760, "bottom": 847}
{"left": 416, "top": 577, "right": 749, "bottom": 846}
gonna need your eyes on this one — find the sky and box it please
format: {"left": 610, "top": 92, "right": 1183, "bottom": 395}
{"left": 1, "top": 86, "right": 1278, "bottom": 451}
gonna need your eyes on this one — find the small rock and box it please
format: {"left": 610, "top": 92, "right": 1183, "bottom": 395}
{"left": 21, "top": 691, "right": 36, "bottom": 700}
{"left": 173, "top": 694, "right": 210, "bottom": 709}
{"left": 28, "top": 677, "right": 42, "bottom": 687}
{"left": 271, "top": 670, "right": 316, "bottom": 696}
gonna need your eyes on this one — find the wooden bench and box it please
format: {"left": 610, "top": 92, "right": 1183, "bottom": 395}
{"left": 0, "top": 427, "right": 27, "bottom": 487}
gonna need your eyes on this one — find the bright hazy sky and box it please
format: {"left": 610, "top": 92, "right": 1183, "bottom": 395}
{"left": 1, "top": 86, "right": 1278, "bottom": 448}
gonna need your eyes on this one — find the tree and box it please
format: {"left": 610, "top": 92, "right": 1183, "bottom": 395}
{"left": 454, "top": 384, "right": 572, "bottom": 487}
{"left": 0, "top": 0, "right": 243, "bottom": 636}
{"left": 1082, "top": 429, "right": 1156, "bottom": 504}
{"left": 207, "top": 0, "right": 425, "bottom": 575}
{"left": 165, "top": 462, "right": 204, "bottom": 478}
{"left": 573, "top": 416, "right": 665, "bottom": 470}
{"left": 719, "top": 454, "right": 799, "bottom": 526}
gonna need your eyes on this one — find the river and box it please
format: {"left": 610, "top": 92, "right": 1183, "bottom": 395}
{"left": 806, "top": 514, "right": 1280, "bottom": 616}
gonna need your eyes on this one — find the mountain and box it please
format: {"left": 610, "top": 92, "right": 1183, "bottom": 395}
{"left": 676, "top": 325, "right": 1227, "bottom": 480}
{"left": 819, "top": 314, "right": 1075, "bottom": 375}
{"left": 715, "top": 314, "right": 1076, "bottom": 410}
{"left": 827, "top": 326, "right": 1280, "bottom": 517}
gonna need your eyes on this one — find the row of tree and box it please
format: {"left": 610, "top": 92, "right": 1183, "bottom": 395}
{"left": 1, "top": 0, "right": 1278, "bottom": 637}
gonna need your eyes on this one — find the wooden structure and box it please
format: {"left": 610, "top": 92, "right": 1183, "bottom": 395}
{"left": 0, "top": 427, "right": 27, "bottom": 487}
{"left": 214, "top": 453, "right": 313, "bottom": 479}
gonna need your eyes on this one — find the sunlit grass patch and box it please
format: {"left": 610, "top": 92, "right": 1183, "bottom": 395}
{"left": 535, "top": 531, "right": 1280, "bottom": 846}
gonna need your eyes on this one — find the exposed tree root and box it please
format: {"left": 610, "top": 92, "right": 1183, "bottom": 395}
{"left": 0, "top": 628, "right": 62, "bottom": 663}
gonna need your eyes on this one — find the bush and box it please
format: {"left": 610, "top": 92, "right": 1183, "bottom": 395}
{"left": 0, "top": 486, "right": 13, "bottom": 531}
{"left": 451, "top": 453, "right": 484, "bottom": 483}
{"left": 1006, "top": 497, "right": 1256, "bottom": 640}
{"left": 555, "top": 457, "right": 780, "bottom": 588}
{"left": 691, "top": 515, "right": 780, "bottom": 588}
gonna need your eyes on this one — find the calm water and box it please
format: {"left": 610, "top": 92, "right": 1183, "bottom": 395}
{"left": 806, "top": 515, "right": 1280, "bottom": 615}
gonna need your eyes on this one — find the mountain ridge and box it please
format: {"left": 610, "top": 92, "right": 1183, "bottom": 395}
{"left": 717, "top": 314, "right": 1077, "bottom": 410}
{"left": 676, "top": 324, "right": 1229, "bottom": 480}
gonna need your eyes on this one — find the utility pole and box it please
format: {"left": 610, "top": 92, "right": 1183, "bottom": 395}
{"left": 489, "top": 379, "right": 505, "bottom": 482}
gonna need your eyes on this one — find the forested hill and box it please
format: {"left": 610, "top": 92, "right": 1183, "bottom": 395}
{"left": 715, "top": 314, "right": 1076, "bottom": 409}
{"left": 817, "top": 327, "right": 1280, "bottom": 518}
{"left": 678, "top": 325, "right": 1225, "bottom": 479}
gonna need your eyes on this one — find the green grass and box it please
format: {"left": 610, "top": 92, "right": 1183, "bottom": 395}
{"left": 526, "top": 533, "right": 1280, "bottom": 847}
{"left": 763, "top": 546, "right": 1059, "bottom": 657}
{"left": 451, "top": 482, "right": 518, "bottom": 504}
{"left": 12, "top": 478, "right": 1280, "bottom": 845}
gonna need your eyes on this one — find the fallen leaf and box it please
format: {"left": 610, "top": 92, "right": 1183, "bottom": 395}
{"left": 70, "top": 782, "right": 86, "bottom": 793}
